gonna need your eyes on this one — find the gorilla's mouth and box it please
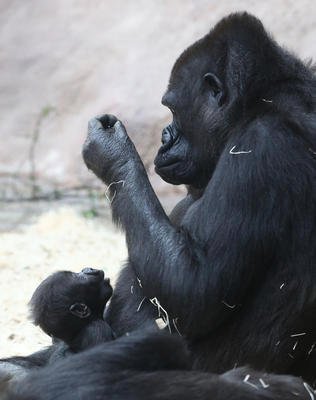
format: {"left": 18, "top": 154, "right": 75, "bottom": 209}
{"left": 154, "top": 159, "right": 185, "bottom": 185}
{"left": 154, "top": 124, "right": 187, "bottom": 184}
{"left": 154, "top": 157, "right": 182, "bottom": 174}
{"left": 156, "top": 156, "right": 181, "bottom": 168}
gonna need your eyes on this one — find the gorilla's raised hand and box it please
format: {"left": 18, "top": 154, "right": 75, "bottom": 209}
{"left": 82, "top": 114, "right": 140, "bottom": 185}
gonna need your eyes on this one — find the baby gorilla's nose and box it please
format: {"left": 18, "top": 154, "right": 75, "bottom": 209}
{"left": 81, "top": 268, "right": 104, "bottom": 279}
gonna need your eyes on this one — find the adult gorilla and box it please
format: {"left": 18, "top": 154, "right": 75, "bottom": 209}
{"left": 1, "top": 11, "right": 315, "bottom": 390}
{"left": 83, "top": 12, "right": 316, "bottom": 382}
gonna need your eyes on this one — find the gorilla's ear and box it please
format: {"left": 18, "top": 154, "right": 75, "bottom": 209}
{"left": 69, "top": 303, "right": 91, "bottom": 318}
{"left": 203, "top": 73, "right": 224, "bottom": 104}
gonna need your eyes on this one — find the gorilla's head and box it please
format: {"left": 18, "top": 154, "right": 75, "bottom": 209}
{"left": 30, "top": 268, "right": 113, "bottom": 342}
{"left": 154, "top": 13, "right": 279, "bottom": 188}
{"left": 154, "top": 43, "right": 225, "bottom": 188}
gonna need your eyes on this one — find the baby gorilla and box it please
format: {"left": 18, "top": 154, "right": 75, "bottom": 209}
{"left": 30, "top": 268, "right": 115, "bottom": 355}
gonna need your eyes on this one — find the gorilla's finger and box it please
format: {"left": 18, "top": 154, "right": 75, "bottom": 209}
{"left": 114, "top": 120, "right": 127, "bottom": 139}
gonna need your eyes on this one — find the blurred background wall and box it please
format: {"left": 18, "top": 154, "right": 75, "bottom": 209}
{"left": 1, "top": 0, "right": 315, "bottom": 209}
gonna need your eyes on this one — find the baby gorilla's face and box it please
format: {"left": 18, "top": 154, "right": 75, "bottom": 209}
{"left": 72, "top": 268, "right": 113, "bottom": 318}
{"left": 30, "top": 268, "right": 113, "bottom": 342}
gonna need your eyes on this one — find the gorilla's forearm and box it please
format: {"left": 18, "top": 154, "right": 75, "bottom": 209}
{"left": 108, "top": 158, "right": 238, "bottom": 335}
{"left": 7, "top": 331, "right": 309, "bottom": 400}
{"left": 0, "top": 347, "right": 54, "bottom": 369}
{"left": 110, "top": 158, "right": 189, "bottom": 266}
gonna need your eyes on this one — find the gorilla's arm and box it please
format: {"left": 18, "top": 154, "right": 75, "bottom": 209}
{"left": 83, "top": 115, "right": 313, "bottom": 336}
{"left": 9, "top": 370, "right": 311, "bottom": 400}
{"left": 7, "top": 333, "right": 310, "bottom": 400}
{"left": 0, "top": 347, "right": 55, "bottom": 369}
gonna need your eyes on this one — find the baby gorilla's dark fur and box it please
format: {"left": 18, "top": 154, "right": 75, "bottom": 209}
{"left": 30, "top": 268, "right": 115, "bottom": 353}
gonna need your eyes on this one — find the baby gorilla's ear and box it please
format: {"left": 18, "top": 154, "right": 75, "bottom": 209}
{"left": 69, "top": 303, "right": 91, "bottom": 319}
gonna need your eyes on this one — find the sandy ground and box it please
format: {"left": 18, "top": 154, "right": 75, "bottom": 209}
{"left": 0, "top": 206, "right": 127, "bottom": 358}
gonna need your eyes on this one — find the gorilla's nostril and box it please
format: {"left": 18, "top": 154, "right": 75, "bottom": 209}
{"left": 161, "top": 131, "right": 171, "bottom": 144}
{"left": 161, "top": 129, "right": 172, "bottom": 146}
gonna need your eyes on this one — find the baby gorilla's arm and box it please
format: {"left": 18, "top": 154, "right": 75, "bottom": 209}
{"left": 70, "top": 319, "right": 116, "bottom": 352}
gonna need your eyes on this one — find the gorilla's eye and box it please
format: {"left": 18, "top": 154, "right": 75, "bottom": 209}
{"left": 203, "top": 73, "right": 223, "bottom": 101}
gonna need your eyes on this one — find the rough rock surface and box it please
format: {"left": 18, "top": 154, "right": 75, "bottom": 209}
{"left": 0, "top": 0, "right": 315, "bottom": 202}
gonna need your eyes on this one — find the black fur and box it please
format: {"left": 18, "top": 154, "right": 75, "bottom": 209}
{"left": 1, "top": 268, "right": 115, "bottom": 370}
{"left": 82, "top": 12, "right": 316, "bottom": 382}
{"left": 30, "top": 268, "right": 115, "bottom": 352}
{"left": 0, "top": 269, "right": 115, "bottom": 387}
{"left": 1, "top": 11, "right": 315, "bottom": 398}
{"left": 7, "top": 332, "right": 311, "bottom": 400}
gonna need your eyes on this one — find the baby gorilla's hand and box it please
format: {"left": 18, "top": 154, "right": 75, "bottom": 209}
{"left": 82, "top": 114, "right": 138, "bottom": 185}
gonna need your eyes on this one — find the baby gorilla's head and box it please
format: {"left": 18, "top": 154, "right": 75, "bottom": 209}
{"left": 30, "top": 268, "right": 113, "bottom": 343}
